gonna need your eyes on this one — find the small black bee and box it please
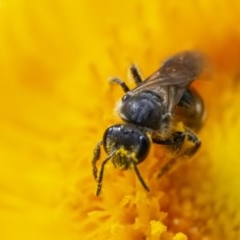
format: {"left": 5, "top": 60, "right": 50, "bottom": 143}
{"left": 92, "top": 51, "right": 205, "bottom": 196}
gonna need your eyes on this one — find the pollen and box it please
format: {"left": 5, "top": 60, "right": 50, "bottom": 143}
{"left": 115, "top": 148, "right": 138, "bottom": 165}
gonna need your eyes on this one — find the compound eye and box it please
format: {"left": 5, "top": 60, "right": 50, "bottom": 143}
{"left": 122, "top": 93, "right": 131, "bottom": 102}
{"left": 136, "top": 134, "right": 151, "bottom": 163}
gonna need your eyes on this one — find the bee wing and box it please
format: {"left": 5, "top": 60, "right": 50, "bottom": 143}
{"left": 134, "top": 51, "right": 204, "bottom": 112}
{"left": 145, "top": 51, "right": 204, "bottom": 87}
{"left": 135, "top": 79, "right": 190, "bottom": 112}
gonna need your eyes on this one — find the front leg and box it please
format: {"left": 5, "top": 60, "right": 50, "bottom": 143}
{"left": 91, "top": 141, "right": 102, "bottom": 180}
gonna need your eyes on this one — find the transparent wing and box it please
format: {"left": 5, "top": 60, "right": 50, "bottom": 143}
{"left": 140, "top": 51, "right": 203, "bottom": 87}
{"left": 132, "top": 51, "right": 204, "bottom": 112}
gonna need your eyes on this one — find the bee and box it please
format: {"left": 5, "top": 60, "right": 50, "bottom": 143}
{"left": 92, "top": 51, "right": 205, "bottom": 196}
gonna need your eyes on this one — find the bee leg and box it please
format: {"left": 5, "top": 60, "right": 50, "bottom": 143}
{"left": 156, "top": 128, "right": 201, "bottom": 178}
{"left": 132, "top": 163, "right": 150, "bottom": 192}
{"left": 169, "top": 131, "right": 186, "bottom": 152}
{"left": 109, "top": 77, "right": 130, "bottom": 93}
{"left": 182, "top": 127, "right": 201, "bottom": 156}
{"left": 130, "top": 64, "right": 143, "bottom": 85}
{"left": 154, "top": 132, "right": 185, "bottom": 178}
{"left": 91, "top": 141, "right": 102, "bottom": 180}
{"left": 152, "top": 131, "right": 185, "bottom": 150}
{"left": 157, "top": 156, "right": 178, "bottom": 178}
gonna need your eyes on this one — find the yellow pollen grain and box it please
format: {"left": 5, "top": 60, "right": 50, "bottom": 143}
{"left": 172, "top": 232, "right": 188, "bottom": 240}
{"left": 150, "top": 220, "right": 167, "bottom": 236}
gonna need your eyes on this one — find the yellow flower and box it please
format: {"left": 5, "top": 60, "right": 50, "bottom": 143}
{"left": 1, "top": 0, "right": 240, "bottom": 240}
